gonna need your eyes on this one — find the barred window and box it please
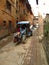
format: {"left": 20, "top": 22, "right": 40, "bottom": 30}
{"left": 3, "top": 21, "right": 6, "bottom": 26}
{"left": 16, "top": 1, "right": 18, "bottom": 7}
{"left": 23, "top": 9, "right": 26, "bottom": 14}
{"left": 6, "top": 0, "right": 11, "bottom": 12}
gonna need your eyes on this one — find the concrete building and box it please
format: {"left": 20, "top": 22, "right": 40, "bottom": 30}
{"left": 38, "top": 13, "right": 44, "bottom": 35}
{"left": 33, "top": 16, "right": 38, "bottom": 25}
{"left": 44, "top": 14, "right": 49, "bottom": 22}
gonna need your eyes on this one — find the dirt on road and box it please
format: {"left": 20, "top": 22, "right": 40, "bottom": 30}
{"left": 23, "top": 35, "right": 48, "bottom": 65}
{"left": 0, "top": 19, "right": 48, "bottom": 65}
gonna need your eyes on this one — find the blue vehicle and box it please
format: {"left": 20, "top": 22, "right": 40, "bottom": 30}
{"left": 17, "top": 21, "right": 32, "bottom": 37}
{"left": 13, "top": 21, "right": 32, "bottom": 43}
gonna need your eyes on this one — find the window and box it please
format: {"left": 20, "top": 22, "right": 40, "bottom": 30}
{"left": 11, "top": 0, "right": 14, "bottom": 4}
{"left": 3, "top": 21, "right": 6, "bottom": 26}
{"left": 23, "top": 9, "right": 26, "bottom": 14}
{"left": 17, "top": 17, "right": 18, "bottom": 19}
{"left": 23, "top": 9, "right": 25, "bottom": 14}
{"left": 16, "top": 10, "right": 18, "bottom": 13}
{"left": 16, "top": 1, "right": 18, "bottom": 7}
{"left": 19, "top": 5, "right": 20, "bottom": 11}
{"left": 44, "top": 21, "right": 46, "bottom": 23}
{"left": 6, "top": 0, "right": 11, "bottom": 12}
{"left": 9, "top": 21, "right": 12, "bottom": 30}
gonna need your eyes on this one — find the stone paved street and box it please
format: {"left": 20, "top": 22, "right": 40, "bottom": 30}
{"left": 0, "top": 23, "right": 48, "bottom": 65}
{"left": 23, "top": 36, "right": 48, "bottom": 65}
{"left": 0, "top": 35, "right": 32, "bottom": 65}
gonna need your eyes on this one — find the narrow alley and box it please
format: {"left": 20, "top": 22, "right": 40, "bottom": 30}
{"left": 0, "top": 0, "right": 49, "bottom": 65}
{"left": 0, "top": 27, "right": 48, "bottom": 65}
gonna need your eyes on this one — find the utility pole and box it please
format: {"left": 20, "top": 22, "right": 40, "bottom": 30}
{"left": 36, "top": 0, "right": 38, "bottom": 5}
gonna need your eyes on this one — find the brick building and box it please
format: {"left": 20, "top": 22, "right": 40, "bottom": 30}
{"left": 0, "top": 0, "right": 34, "bottom": 39}
{"left": 19, "top": 0, "right": 34, "bottom": 25}
{"left": 0, "top": 0, "right": 18, "bottom": 38}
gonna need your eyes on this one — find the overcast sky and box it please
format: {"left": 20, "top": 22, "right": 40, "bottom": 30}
{"left": 28, "top": 0, "right": 49, "bottom": 18}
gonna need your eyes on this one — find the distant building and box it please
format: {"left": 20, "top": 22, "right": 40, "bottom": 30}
{"left": 33, "top": 16, "right": 38, "bottom": 25}
{"left": 38, "top": 12, "right": 43, "bottom": 35}
{"left": 44, "top": 14, "right": 49, "bottom": 23}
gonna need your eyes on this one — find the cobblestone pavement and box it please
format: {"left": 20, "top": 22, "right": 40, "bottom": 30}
{"left": 22, "top": 35, "right": 48, "bottom": 65}
{"left": 0, "top": 35, "right": 32, "bottom": 65}
{"left": 0, "top": 27, "right": 48, "bottom": 65}
{"left": 0, "top": 35, "right": 13, "bottom": 48}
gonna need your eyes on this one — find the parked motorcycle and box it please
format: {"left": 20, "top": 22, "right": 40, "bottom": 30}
{"left": 13, "top": 32, "right": 22, "bottom": 43}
